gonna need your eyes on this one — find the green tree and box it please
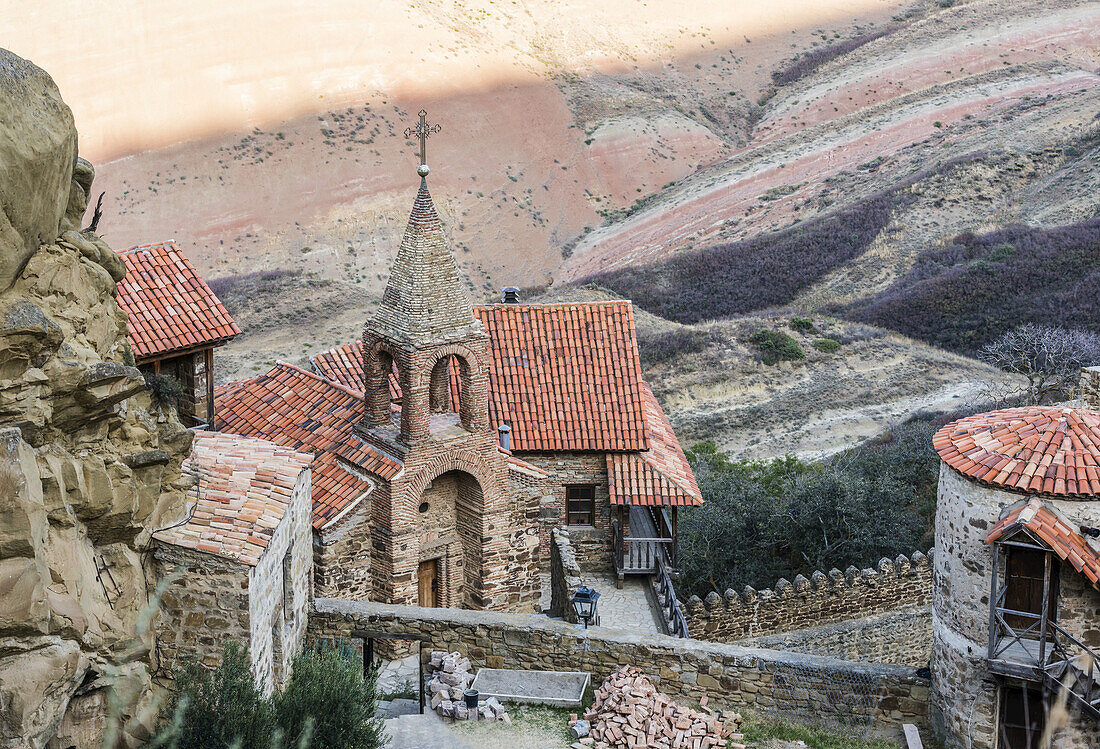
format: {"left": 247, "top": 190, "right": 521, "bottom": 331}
{"left": 153, "top": 643, "right": 275, "bottom": 749}
{"left": 276, "top": 644, "right": 385, "bottom": 749}
{"left": 679, "top": 420, "right": 939, "bottom": 598}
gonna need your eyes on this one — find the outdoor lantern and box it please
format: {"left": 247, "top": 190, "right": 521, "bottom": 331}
{"left": 571, "top": 586, "right": 600, "bottom": 628}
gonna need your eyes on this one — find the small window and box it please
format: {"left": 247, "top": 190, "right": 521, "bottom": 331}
{"left": 566, "top": 485, "right": 596, "bottom": 526}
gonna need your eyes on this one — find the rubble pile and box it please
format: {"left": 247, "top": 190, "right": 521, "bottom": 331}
{"left": 426, "top": 651, "right": 509, "bottom": 722}
{"left": 574, "top": 667, "right": 744, "bottom": 749}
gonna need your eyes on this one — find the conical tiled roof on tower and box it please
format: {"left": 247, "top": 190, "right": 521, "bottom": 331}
{"left": 368, "top": 176, "right": 484, "bottom": 347}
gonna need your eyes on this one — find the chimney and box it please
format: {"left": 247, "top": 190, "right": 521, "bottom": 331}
{"left": 498, "top": 423, "right": 511, "bottom": 451}
{"left": 501, "top": 287, "right": 520, "bottom": 304}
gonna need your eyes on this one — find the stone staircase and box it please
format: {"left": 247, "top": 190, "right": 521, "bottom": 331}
{"left": 1044, "top": 658, "right": 1100, "bottom": 719}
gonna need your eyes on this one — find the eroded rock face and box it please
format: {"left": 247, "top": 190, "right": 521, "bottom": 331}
{"left": 0, "top": 49, "right": 191, "bottom": 748}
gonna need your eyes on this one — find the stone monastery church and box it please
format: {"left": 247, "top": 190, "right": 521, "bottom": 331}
{"left": 208, "top": 154, "right": 702, "bottom": 613}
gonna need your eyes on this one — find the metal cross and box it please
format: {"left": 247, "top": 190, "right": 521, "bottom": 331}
{"left": 404, "top": 109, "right": 441, "bottom": 167}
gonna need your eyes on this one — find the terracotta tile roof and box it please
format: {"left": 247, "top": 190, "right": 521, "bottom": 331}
{"left": 985, "top": 498, "right": 1100, "bottom": 588}
{"left": 933, "top": 406, "right": 1100, "bottom": 497}
{"left": 155, "top": 432, "right": 311, "bottom": 566}
{"left": 313, "top": 301, "right": 650, "bottom": 452}
{"left": 116, "top": 241, "right": 241, "bottom": 359}
{"left": 608, "top": 384, "right": 702, "bottom": 507}
{"left": 214, "top": 362, "right": 403, "bottom": 528}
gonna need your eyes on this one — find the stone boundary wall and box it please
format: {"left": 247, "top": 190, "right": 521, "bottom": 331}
{"left": 549, "top": 528, "right": 582, "bottom": 622}
{"left": 1080, "top": 366, "right": 1100, "bottom": 409}
{"left": 740, "top": 605, "right": 933, "bottom": 667}
{"left": 684, "top": 551, "right": 933, "bottom": 643}
{"left": 309, "top": 598, "right": 931, "bottom": 738}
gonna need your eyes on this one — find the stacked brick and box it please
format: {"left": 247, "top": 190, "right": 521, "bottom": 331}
{"left": 427, "top": 650, "right": 508, "bottom": 722}
{"left": 578, "top": 667, "right": 741, "bottom": 749}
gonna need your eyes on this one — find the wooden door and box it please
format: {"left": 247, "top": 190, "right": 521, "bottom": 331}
{"left": 1004, "top": 548, "right": 1057, "bottom": 631}
{"left": 417, "top": 560, "right": 438, "bottom": 608}
{"left": 999, "top": 684, "right": 1045, "bottom": 749}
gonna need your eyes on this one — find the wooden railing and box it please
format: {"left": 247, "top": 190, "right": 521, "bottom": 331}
{"left": 613, "top": 522, "right": 671, "bottom": 574}
{"left": 989, "top": 597, "right": 1100, "bottom": 718}
{"left": 656, "top": 552, "right": 690, "bottom": 638}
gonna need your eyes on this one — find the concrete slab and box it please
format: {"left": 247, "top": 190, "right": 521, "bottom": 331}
{"left": 378, "top": 698, "right": 422, "bottom": 718}
{"left": 469, "top": 668, "right": 590, "bottom": 707}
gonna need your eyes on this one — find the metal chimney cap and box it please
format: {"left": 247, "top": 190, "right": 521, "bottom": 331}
{"left": 501, "top": 287, "right": 520, "bottom": 303}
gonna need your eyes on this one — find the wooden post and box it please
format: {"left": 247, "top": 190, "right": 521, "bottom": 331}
{"left": 205, "top": 348, "right": 215, "bottom": 429}
{"left": 1038, "top": 551, "right": 1051, "bottom": 666}
{"left": 671, "top": 507, "right": 679, "bottom": 569}
{"left": 988, "top": 544, "right": 1000, "bottom": 660}
{"left": 364, "top": 637, "right": 373, "bottom": 679}
{"left": 418, "top": 642, "right": 425, "bottom": 714}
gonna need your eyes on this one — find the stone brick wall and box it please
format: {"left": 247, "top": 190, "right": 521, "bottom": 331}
{"left": 152, "top": 544, "right": 252, "bottom": 681}
{"left": 314, "top": 498, "right": 374, "bottom": 600}
{"left": 741, "top": 605, "right": 933, "bottom": 667}
{"left": 931, "top": 464, "right": 1100, "bottom": 749}
{"left": 247, "top": 469, "right": 313, "bottom": 694}
{"left": 308, "top": 598, "right": 932, "bottom": 740}
{"left": 1079, "top": 366, "right": 1100, "bottom": 408}
{"left": 517, "top": 451, "right": 614, "bottom": 571}
{"left": 549, "top": 528, "right": 582, "bottom": 621}
{"left": 683, "top": 551, "right": 933, "bottom": 643}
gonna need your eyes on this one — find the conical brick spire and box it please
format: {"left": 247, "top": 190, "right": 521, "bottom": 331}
{"left": 368, "top": 178, "right": 483, "bottom": 346}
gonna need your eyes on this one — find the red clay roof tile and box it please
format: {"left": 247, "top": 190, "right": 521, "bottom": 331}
{"left": 607, "top": 383, "right": 702, "bottom": 507}
{"left": 934, "top": 406, "right": 1100, "bottom": 498}
{"left": 116, "top": 241, "right": 241, "bottom": 359}
{"left": 985, "top": 498, "right": 1100, "bottom": 588}
{"left": 155, "top": 432, "right": 311, "bottom": 566}
{"left": 314, "top": 301, "right": 650, "bottom": 452}
{"left": 214, "top": 362, "right": 402, "bottom": 528}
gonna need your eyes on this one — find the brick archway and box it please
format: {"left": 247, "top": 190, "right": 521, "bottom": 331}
{"left": 406, "top": 448, "right": 501, "bottom": 504}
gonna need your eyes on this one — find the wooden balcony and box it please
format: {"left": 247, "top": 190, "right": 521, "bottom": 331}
{"left": 613, "top": 506, "right": 676, "bottom": 575}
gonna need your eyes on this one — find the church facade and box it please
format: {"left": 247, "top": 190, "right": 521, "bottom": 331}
{"left": 214, "top": 149, "right": 700, "bottom": 615}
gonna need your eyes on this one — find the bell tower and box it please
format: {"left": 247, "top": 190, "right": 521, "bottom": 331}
{"left": 353, "top": 110, "right": 538, "bottom": 612}
{"left": 357, "top": 110, "right": 490, "bottom": 452}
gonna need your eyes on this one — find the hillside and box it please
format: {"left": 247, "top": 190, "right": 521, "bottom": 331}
{"left": 6, "top": 0, "right": 1087, "bottom": 457}
{"left": 577, "top": 0, "right": 1100, "bottom": 355}
{"left": 534, "top": 287, "right": 1006, "bottom": 459}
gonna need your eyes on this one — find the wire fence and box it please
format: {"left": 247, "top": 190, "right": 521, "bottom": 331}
{"left": 764, "top": 659, "right": 892, "bottom": 737}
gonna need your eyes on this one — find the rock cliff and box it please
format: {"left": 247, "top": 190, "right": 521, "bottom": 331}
{"left": 0, "top": 49, "right": 192, "bottom": 748}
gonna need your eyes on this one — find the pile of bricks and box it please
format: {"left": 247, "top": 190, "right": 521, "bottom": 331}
{"left": 574, "top": 667, "right": 743, "bottom": 749}
{"left": 426, "top": 650, "right": 508, "bottom": 722}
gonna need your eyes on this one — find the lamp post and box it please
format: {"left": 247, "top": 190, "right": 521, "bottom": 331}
{"left": 571, "top": 586, "right": 600, "bottom": 629}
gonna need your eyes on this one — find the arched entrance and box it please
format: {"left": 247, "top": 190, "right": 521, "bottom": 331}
{"left": 414, "top": 469, "right": 483, "bottom": 608}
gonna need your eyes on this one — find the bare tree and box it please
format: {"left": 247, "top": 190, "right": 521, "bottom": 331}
{"left": 979, "top": 324, "right": 1100, "bottom": 405}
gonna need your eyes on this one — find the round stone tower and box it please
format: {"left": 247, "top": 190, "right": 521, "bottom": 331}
{"left": 931, "top": 406, "right": 1100, "bottom": 749}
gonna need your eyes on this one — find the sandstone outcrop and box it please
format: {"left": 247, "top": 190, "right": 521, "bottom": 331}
{"left": 0, "top": 48, "right": 191, "bottom": 749}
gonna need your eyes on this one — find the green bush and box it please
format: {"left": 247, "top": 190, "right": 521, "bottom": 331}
{"left": 276, "top": 644, "right": 385, "bottom": 749}
{"left": 150, "top": 642, "right": 384, "bottom": 749}
{"left": 789, "top": 316, "right": 815, "bottom": 333}
{"left": 153, "top": 642, "right": 275, "bottom": 749}
{"left": 748, "top": 329, "right": 804, "bottom": 365}
{"left": 144, "top": 373, "right": 182, "bottom": 408}
{"left": 812, "top": 338, "right": 841, "bottom": 353}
